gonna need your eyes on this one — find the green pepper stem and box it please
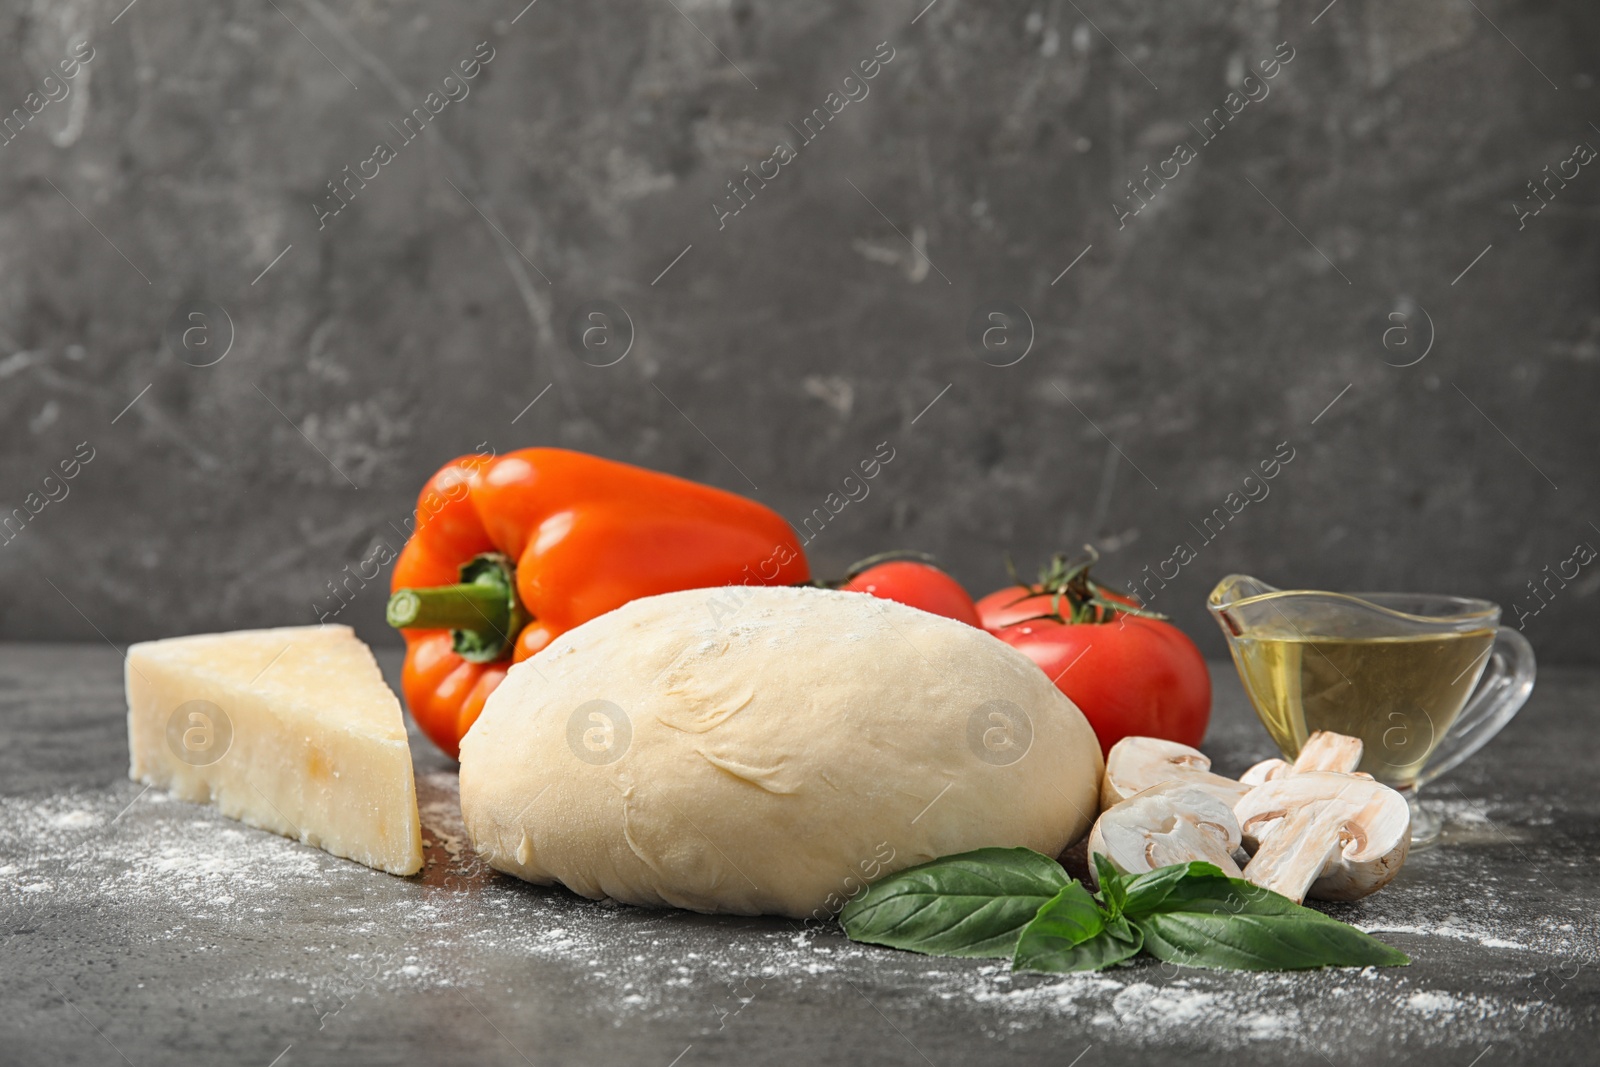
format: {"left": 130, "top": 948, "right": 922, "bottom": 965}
{"left": 386, "top": 583, "right": 509, "bottom": 636}
{"left": 386, "top": 552, "right": 529, "bottom": 663}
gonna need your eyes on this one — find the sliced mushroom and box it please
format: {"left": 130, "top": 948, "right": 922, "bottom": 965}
{"left": 1101, "top": 736, "right": 1251, "bottom": 810}
{"left": 1088, "top": 781, "right": 1244, "bottom": 882}
{"left": 1235, "top": 771, "right": 1411, "bottom": 903}
{"left": 1241, "top": 730, "right": 1367, "bottom": 786}
{"left": 1239, "top": 758, "right": 1288, "bottom": 787}
{"left": 1293, "top": 731, "right": 1366, "bottom": 773}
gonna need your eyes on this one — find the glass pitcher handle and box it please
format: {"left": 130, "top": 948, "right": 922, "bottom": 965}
{"left": 1416, "top": 628, "right": 1536, "bottom": 787}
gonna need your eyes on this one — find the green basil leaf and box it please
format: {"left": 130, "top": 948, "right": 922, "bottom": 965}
{"left": 839, "top": 847, "right": 1071, "bottom": 958}
{"left": 1015, "top": 882, "right": 1103, "bottom": 950}
{"left": 1120, "top": 861, "right": 1230, "bottom": 918}
{"left": 1139, "top": 910, "right": 1409, "bottom": 970}
{"left": 1091, "top": 853, "right": 1126, "bottom": 917}
{"left": 1016, "top": 914, "right": 1144, "bottom": 974}
{"left": 1132, "top": 874, "right": 1411, "bottom": 970}
{"left": 1012, "top": 886, "right": 1144, "bottom": 973}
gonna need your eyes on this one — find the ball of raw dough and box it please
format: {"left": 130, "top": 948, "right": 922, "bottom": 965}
{"left": 459, "top": 585, "right": 1103, "bottom": 918}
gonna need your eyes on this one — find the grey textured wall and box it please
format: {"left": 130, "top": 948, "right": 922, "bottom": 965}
{"left": 1, "top": 0, "right": 1597, "bottom": 663}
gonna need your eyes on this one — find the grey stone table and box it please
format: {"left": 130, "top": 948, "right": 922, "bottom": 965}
{"left": 2, "top": 644, "right": 1596, "bottom": 1067}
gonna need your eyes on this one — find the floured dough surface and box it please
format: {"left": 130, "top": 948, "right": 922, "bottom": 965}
{"left": 459, "top": 586, "right": 1102, "bottom": 918}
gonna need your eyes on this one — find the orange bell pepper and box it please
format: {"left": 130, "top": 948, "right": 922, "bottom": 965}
{"left": 386, "top": 448, "right": 809, "bottom": 759}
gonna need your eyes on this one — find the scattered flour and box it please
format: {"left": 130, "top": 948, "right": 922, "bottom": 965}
{"left": 0, "top": 782, "right": 1584, "bottom": 1051}
{"left": 1408, "top": 990, "right": 1465, "bottom": 1015}
{"left": 48, "top": 809, "right": 99, "bottom": 830}
{"left": 1358, "top": 921, "right": 1528, "bottom": 951}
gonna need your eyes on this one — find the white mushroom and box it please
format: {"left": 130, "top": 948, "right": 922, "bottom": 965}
{"left": 1235, "top": 771, "right": 1411, "bottom": 903}
{"left": 1101, "top": 736, "right": 1251, "bottom": 810}
{"left": 1241, "top": 730, "right": 1368, "bottom": 786}
{"left": 1239, "top": 758, "right": 1287, "bottom": 787}
{"left": 1088, "top": 781, "right": 1244, "bottom": 882}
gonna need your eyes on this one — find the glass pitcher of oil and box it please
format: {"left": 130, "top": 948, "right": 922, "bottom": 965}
{"left": 1208, "top": 575, "right": 1535, "bottom": 848}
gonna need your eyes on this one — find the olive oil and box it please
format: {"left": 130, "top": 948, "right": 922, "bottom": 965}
{"left": 1229, "top": 628, "right": 1496, "bottom": 788}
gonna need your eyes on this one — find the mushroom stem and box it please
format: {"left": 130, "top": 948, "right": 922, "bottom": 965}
{"left": 1240, "top": 803, "right": 1343, "bottom": 903}
{"left": 1293, "top": 731, "right": 1365, "bottom": 774}
{"left": 1149, "top": 819, "right": 1244, "bottom": 876}
{"left": 1242, "top": 731, "right": 1366, "bottom": 788}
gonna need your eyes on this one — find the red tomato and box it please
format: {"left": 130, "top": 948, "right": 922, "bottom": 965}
{"left": 977, "top": 584, "right": 1139, "bottom": 633}
{"left": 995, "top": 613, "right": 1211, "bottom": 757}
{"left": 979, "top": 549, "right": 1210, "bottom": 754}
{"left": 840, "top": 560, "right": 983, "bottom": 627}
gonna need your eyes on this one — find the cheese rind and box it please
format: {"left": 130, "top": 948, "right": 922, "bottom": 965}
{"left": 126, "top": 625, "right": 424, "bottom": 876}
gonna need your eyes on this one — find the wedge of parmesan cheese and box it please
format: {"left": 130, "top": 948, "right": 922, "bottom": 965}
{"left": 126, "top": 625, "right": 424, "bottom": 876}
